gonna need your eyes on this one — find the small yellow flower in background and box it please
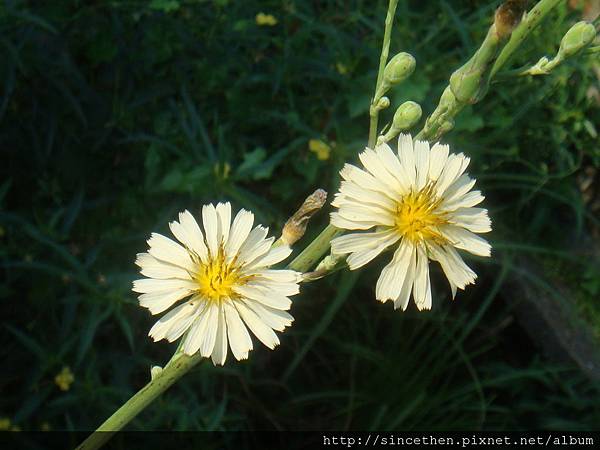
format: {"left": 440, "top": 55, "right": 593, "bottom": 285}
{"left": 0, "top": 418, "right": 11, "bottom": 430}
{"left": 256, "top": 12, "right": 278, "bottom": 26}
{"left": 10, "top": 425, "right": 21, "bottom": 432}
{"left": 54, "top": 366, "right": 75, "bottom": 391}
{"left": 309, "top": 139, "right": 332, "bottom": 161}
{"left": 41, "top": 422, "right": 51, "bottom": 431}
{"left": 336, "top": 62, "right": 348, "bottom": 75}
{"left": 331, "top": 134, "right": 491, "bottom": 311}
{"left": 214, "top": 162, "right": 231, "bottom": 180}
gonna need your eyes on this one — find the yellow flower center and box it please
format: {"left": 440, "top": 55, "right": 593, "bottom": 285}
{"left": 395, "top": 185, "right": 448, "bottom": 243}
{"left": 193, "top": 249, "right": 251, "bottom": 302}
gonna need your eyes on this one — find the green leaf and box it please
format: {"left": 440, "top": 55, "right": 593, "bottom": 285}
{"left": 236, "top": 148, "right": 267, "bottom": 178}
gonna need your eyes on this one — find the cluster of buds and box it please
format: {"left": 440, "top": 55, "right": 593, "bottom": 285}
{"left": 419, "top": 0, "right": 528, "bottom": 141}
{"left": 372, "top": 51, "right": 422, "bottom": 143}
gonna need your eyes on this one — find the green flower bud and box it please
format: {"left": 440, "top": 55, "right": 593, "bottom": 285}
{"left": 558, "top": 21, "right": 596, "bottom": 60}
{"left": 383, "top": 52, "right": 416, "bottom": 86}
{"left": 377, "top": 101, "right": 422, "bottom": 144}
{"left": 393, "top": 101, "right": 422, "bottom": 131}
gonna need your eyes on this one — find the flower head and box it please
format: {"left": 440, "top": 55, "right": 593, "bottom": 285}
{"left": 256, "top": 12, "right": 278, "bottom": 26}
{"left": 133, "top": 203, "right": 300, "bottom": 365}
{"left": 54, "top": 366, "right": 74, "bottom": 391}
{"left": 330, "top": 134, "right": 491, "bottom": 311}
{"left": 309, "top": 139, "right": 332, "bottom": 161}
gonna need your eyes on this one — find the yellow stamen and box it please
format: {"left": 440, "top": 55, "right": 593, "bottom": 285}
{"left": 194, "top": 249, "right": 248, "bottom": 302}
{"left": 395, "top": 185, "right": 448, "bottom": 244}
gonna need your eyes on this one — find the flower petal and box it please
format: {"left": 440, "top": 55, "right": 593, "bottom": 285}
{"left": 135, "top": 253, "right": 190, "bottom": 280}
{"left": 449, "top": 208, "right": 492, "bottom": 233}
{"left": 234, "top": 284, "right": 292, "bottom": 310}
{"left": 224, "top": 209, "right": 254, "bottom": 261}
{"left": 211, "top": 304, "right": 228, "bottom": 366}
{"left": 331, "top": 229, "right": 398, "bottom": 255}
{"left": 138, "top": 288, "right": 193, "bottom": 315}
{"left": 202, "top": 203, "right": 219, "bottom": 258}
{"left": 224, "top": 299, "right": 253, "bottom": 360}
{"left": 216, "top": 202, "right": 232, "bottom": 246}
{"left": 178, "top": 210, "right": 209, "bottom": 263}
{"left": 440, "top": 224, "right": 491, "bottom": 256}
{"left": 428, "top": 142, "right": 449, "bottom": 182}
{"left": 235, "top": 300, "right": 280, "bottom": 350}
{"left": 147, "top": 233, "right": 195, "bottom": 272}
{"left": 375, "top": 239, "right": 414, "bottom": 303}
{"left": 413, "top": 244, "right": 432, "bottom": 310}
{"left": 344, "top": 232, "right": 401, "bottom": 270}
{"left": 148, "top": 301, "right": 198, "bottom": 341}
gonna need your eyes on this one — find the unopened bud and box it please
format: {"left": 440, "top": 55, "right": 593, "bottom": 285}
{"left": 494, "top": 0, "right": 527, "bottom": 39}
{"left": 281, "top": 189, "right": 327, "bottom": 246}
{"left": 392, "top": 101, "right": 422, "bottom": 130}
{"left": 378, "top": 101, "right": 422, "bottom": 144}
{"left": 150, "top": 365, "right": 163, "bottom": 380}
{"left": 383, "top": 52, "right": 416, "bottom": 85}
{"left": 376, "top": 96, "right": 390, "bottom": 110}
{"left": 558, "top": 21, "right": 596, "bottom": 60}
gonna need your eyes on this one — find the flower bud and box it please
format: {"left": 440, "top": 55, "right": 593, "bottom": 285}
{"left": 392, "top": 101, "right": 422, "bottom": 131}
{"left": 383, "top": 52, "right": 416, "bottom": 86}
{"left": 558, "top": 21, "right": 596, "bottom": 60}
{"left": 494, "top": 0, "right": 527, "bottom": 39}
{"left": 376, "top": 96, "right": 390, "bottom": 110}
{"left": 378, "top": 101, "right": 422, "bottom": 144}
{"left": 281, "top": 189, "right": 327, "bottom": 246}
{"left": 151, "top": 365, "right": 163, "bottom": 380}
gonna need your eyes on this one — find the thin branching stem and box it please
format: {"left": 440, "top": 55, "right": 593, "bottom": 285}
{"left": 368, "top": 0, "right": 399, "bottom": 148}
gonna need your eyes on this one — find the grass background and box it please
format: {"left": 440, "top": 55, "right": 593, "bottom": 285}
{"left": 1, "top": 0, "right": 600, "bottom": 435}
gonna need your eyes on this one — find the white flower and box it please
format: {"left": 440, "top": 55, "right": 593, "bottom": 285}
{"left": 330, "top": 134, "right": 491, "bottom": 311}
{"left": 133, "top": 202, "right": 300, "bottom": 365}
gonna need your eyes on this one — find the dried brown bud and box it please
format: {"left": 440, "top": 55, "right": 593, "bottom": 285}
{"left": 281, "top": 189, "right": 327, "bottom": 245}
{"left": 494, "top": 0, "right": 528, "bottom": 39}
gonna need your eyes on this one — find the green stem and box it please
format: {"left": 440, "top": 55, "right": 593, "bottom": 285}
{"left": 368, "top": 0, "right": 399, "bottom": 148}
{"left": 490, "top": 0, "right": 564, "bottom": 78}
{"left": 76, "top": 352, "right": 203, "bottom": 450}
{"left": 287, "top": 224, "right": 341, "bottom": 272}
{"left": 416, "top": 0, "right": 563, "bottom": 143}
{"left": 288, "top": 0, "right": 400, "bottom": 274}
{"left": 585, "top": 45, "right": 600, "bottom": 55}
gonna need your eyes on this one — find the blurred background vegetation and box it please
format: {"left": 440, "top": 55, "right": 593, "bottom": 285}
{"left": 1, "top": 0, "right": 600, "bottom": 436}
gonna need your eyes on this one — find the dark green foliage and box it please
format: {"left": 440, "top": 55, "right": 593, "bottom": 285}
{"left": 1, "top": 0, "right": 599, "bottom": 432}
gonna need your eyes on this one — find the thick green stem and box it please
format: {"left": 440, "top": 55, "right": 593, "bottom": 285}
{"left": 287, "top": 224, "right": 341, "bottom": 272}
{"left": 368, "top": 0, "right": 399, "bottom": 148}
{"left": 76, "top": 352, "right": 203, "bottom": 450}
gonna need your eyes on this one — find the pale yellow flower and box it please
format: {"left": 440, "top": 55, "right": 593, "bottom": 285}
{"left": 331, "top": 134, "right": 491, "bottom": 311}
{"left": 256, "top": 12, "right": 278, "bottom": 26}
{"left": 0, "top": 418, "right": 11, "bottom": 431}
{"left": 54, "top": 366, "right": 75, "bottom": 391}
{"left": 309, "top": 139, "right": 331, "bottom": 161}
{"left": 133, "top": 203, "right": 300, "bottom": 365}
